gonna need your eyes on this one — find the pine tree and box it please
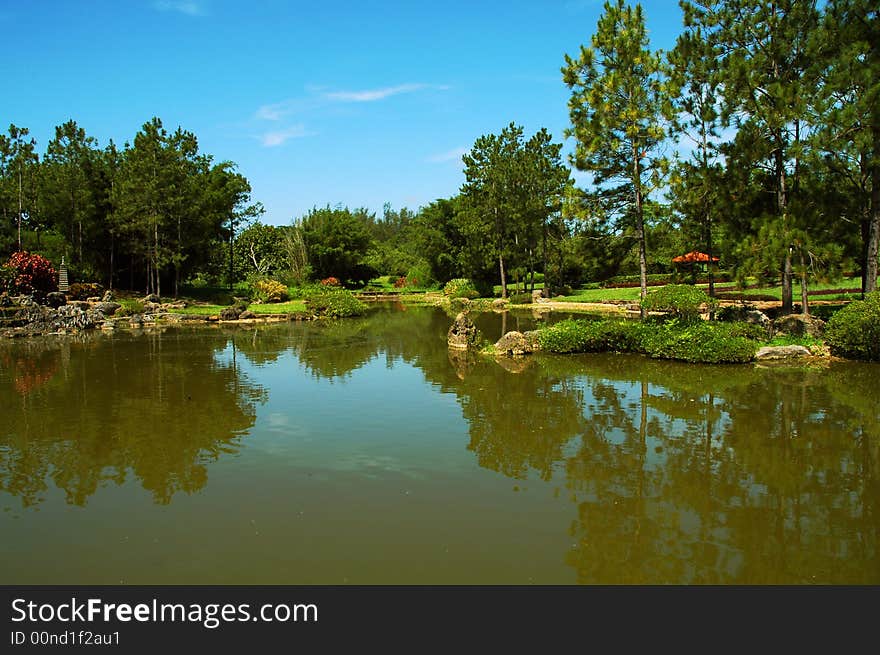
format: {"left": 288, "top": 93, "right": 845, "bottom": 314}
{"left": 563, "top": 0, "right": 669, "bottom": 316}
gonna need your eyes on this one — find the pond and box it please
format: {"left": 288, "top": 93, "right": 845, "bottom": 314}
{"left": 1, "top": 303, "right": 878, "bottom": 584}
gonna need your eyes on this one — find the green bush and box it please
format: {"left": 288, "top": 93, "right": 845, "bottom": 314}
{"left": 305, "top": 287, "right": 366, "bottom": 318}
{"left": 810, "top": 303, "right": 847, "bottom": 322}
{"left": 537, "top": 319, "right": 649, "bottom": 354}
{"left": 537, "top": 318, "right": 758, "bottom": 363}
{"left": 250, "top": 278, "right": 289, "bottom": 303}
{"left": 67, "top": 282, "right": 103, "bottom": 300}
{"left": 641, "top": 284, "right": 717, "bottom": 322}
{"left": 825, "top": 292, "right": 880, "bottom": 361}
{"left": 443, "top": 278, "right": 479, "bottom": 299}
{"left": 641, "top": 322, "right": 757, "bottom": 364}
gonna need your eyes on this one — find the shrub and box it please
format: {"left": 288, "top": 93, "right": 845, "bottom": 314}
{"left": 115, "top": 299, "right": 145, "bottom": 317}
{"left": 250, "top": 278, "right": 289, "bottom": 303}
{"left": 320, "top": 277, "right": 341, "bottom": 287}
{"left": 537, "top": 319, "right": 649, "bottom": 354}
{"left": 406, "top": 262, "right": 435, "bottom": 289}
{"left": 641, "top": 322, "right": 757, "bottom": 364}
{"left": 393, "top": 276, "right": 422, "bottom": 289}
{"left": 67, "top": 282, "right": 103, "bottom": 300}
{"left": 3, "top": 252, "right": 58, "bottom": 297}
{"left": 443, "top": 278, "right": 479, "bottom": 299}
{"left": 537, "top": 318, "right": 758, "bottom": 363}
{"left": 641, "top": 284, "right": 717, "bottom": 322}
{"left": 305, "top": 287, "right": 366, "bottom": 318}
{"left": 509, "top": 292, "right": 532, "bottom": 304}
{"left": 825, "top": 292, "right": 880, "bottom": 361}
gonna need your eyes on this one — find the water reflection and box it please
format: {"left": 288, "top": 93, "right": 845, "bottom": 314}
{"left": 0, "top": 306, "right": 877, "bottom": 583}
{"left": 0, "top": 331, "right": 264, "bottom": 506}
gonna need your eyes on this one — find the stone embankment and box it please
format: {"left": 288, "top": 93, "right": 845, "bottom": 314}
{"left": 0, "top": 292, "right": 297, "bottom": 338}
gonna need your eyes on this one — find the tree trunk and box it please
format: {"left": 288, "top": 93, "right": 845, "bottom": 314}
{"left": 634, "top": 152, "right": 647, "bottom": 320}
{"left": 777, "top": 147, "right": 793, "bottom": 314}
{"left": 799, "top": 250, "right": 809, "bottom": 316}
{"left": 866, "top": 126, "right": 880, "bottom": 294}
{"left": 498, "top": 253, "right": 508, "bottom": 299}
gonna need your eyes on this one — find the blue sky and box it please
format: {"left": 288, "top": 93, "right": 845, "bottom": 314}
{"left": 1, "top": 0, "right": 686, "bottom": 226}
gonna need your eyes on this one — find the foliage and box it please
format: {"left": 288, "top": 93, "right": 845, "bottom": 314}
{"left": 459, "top": 123, "right": 570, "bottom": 298}
{"left": 66, "top": 281, "right": 103, "bottom": 300}
{"left": 509, "top": 292, "right": 532, "bottom": 304}
{"left": 233, "top": 222, "right": 289, "bottom": 280}
{"left": 320, "top": 276, "right": 341, "bottom": 287}
{"left": 304, "top": 287, "right": 366, "bottom": 318}
{"left": 537, "top": 319, "right": 650, "bottom": 354}
{"left": 641, "top": 284, "right": 717, "bottom": 321}
{"left": 563, "top": 0, "right": 669, "bottom": 306}
{"left": 640, "top": 321, "right": 758, "bottom": 364}
{"left": 3, "top": 251, "right": 58, "bottom": 296}
{"left": 299, "top": 206, "right": 377, "bottom": 285}
{"left": 825, "top": 292, "right": 880, "bottom": 360}
{"left": 443, "top": 278, "right": 479, "bottom": 299}
{"left": 250, "top": 278, "right": 289, "bottom": 303}
{"left": 538, "top": 317, "right": 758, "bottom": 363}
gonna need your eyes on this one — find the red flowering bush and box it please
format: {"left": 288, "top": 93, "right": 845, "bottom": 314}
{"left": 393, "top": 276, "right": 418, "bottom": 288}
{"left": 3, "top": 251, "right": 58, "bottom": 296}
{"left": 320, "top": 277, "right": 341, "bottom": 287}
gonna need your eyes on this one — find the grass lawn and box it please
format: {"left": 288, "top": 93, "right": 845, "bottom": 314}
{"left": 164, "top": 300, "right": 308, "bottom": 315}
{"left": 553, "top": 277, "right": 862, "bottom": 303}
{"left": 246, "top": 300, "right": 307, "bottom": 314}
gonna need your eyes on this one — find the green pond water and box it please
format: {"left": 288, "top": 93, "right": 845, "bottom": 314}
{"left": 1, "top": 304, "right": 878, "bottom": 584}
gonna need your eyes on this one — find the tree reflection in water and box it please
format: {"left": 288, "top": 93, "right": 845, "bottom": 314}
{"left": 0, "top": 306, "right": 877, "bottom": 583}
{"left": 0, "top": 330, "right": 265, "bottom": 507}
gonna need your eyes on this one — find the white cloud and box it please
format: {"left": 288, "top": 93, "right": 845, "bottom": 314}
{"left": 255, "top": 102, "right": 290, "bottom": 121}
{"left": 427, "top": 147, "right": 468, "bottom": 163}
{"left": 153, "top": 1, "right": 205, "bottom": 16}
{"left": 259, "top": 125, "right": 309, "bottom": 147}
{"left": 324, "top": 83, "right": 448, "bottom": 103}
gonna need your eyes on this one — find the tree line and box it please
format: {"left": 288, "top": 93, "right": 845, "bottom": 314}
{"left": 0, "top": 118, "right": 262, "bottom": 296}
{"left": 1, "top": 0, "right": 877, "bottom": 312}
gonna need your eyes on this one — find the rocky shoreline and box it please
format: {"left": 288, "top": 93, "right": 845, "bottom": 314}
{"left": 0, "top": 292, "right": 307, "bottom": 339}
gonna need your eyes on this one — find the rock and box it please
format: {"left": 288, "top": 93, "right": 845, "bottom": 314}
{"left": 86, "top": 296, "right": 101, "bottom": 303}
{"left": 45, "top": 291, "right": 67, "bottom": 308}
{"left": 0, "top": 292, "right": 11, "bottom": 307}
{"left": 70, "top": 300, "right": 91, "bottom": 310}
{"left": 95, "top": 301, "right": 121, "bottom": 316}
{"left": 447, "top": 348, "right": 476, "bottom": 380}
{"left": 494, "top": 330, "right": 542, "bottom": 356}
{"left": 239, "top": 310, "right": 256, "bottom": 320}
{"left": 142, "top": 293, "right": 160, "bottom": 303}
{"left": 722, "top": 306, "right": 772, "bottom": 328}
{"left": 102, "top": 290, "right": 115, "bottom": 302}
{"left": 447, "top": 312, "right": 480, "bottom": 350}
{"left": 755, "top": 345, "right": 813, "bottom": 360}
{"left": 491, "top": 298, "right": 509, "bottom": 310}
{"left": 772, "top": 314, "right": 825, "bottom": 338}
{"left": 161, "top": 301, "right": 187, "bottom": 310}
{"left": 142, "top": 301, "right": 161, "bottom": 313}
{"left": 220, "top": 306, "right": 243, "bottom": 320}
{"left": 450, "top": 297, "right": 472, "bottom": 310}
{"left": 531, "top": 289, "right": 545, "bottom": 303}
{"left": 101, "top": 320, "right": 116, "bottom": 330}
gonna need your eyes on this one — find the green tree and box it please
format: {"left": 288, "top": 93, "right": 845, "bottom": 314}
{"left": 0, "top": 125, "right": 39, "bottom": 252}
{"left": 668, "top": 6, "right": 725, "bottom": 298}
{"left": 563, "top": 0, "right": 669, "bottom": 317}
{"left": 685, "top": 0, "right": 820, "bottom": 313}
{"left": 42, "top": 120, "right": 99, "bottom": 268}
{"left": 809, "top": 0, "right": 880, "bottom": 295}
{"left": 299, "top": 205, "right": 377, "bottom": 285}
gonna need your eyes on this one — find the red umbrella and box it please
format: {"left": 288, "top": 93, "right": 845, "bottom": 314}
{"left": 672, "top": 250, "right": 720, "bottom": 263}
